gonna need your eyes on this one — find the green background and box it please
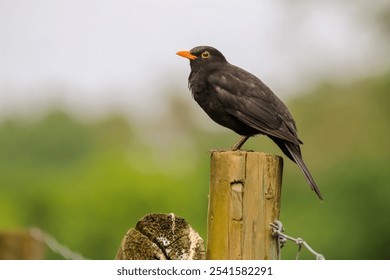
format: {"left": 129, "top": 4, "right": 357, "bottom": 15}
{"left": 1, "top": 72, "right": 389, "bottom": 259}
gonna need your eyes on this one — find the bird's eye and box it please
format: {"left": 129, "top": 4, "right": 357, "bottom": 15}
{"left": 201, "top": 51, "right": 210, "bottom": 58}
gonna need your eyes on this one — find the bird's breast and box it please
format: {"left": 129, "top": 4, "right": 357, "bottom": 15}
{"left": 191, "top": 86, "right": 258, "bottom": 136}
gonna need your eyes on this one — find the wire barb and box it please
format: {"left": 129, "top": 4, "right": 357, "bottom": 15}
{"left": 270, "top": 220, "right": 325, "bottom": 260}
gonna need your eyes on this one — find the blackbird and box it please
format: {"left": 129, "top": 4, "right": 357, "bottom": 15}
{"left": 176, "top": 46, "right": 322, "bottom": 200}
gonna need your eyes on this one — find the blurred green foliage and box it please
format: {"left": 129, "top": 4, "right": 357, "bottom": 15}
{"left": 0, "top": 72, "right": 389, "bottom": 259}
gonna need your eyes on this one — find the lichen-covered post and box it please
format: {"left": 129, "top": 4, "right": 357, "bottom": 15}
{"left": 207, "top": 150, "right": 283, "bottom": 260}
{"left": 115, "top": 213, "right": 205, "bottom": 260}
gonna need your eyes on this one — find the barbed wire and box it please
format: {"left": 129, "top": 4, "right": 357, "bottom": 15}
{"left": 29, "top": 228, "right": 86, "bottom": 260}
{"left": 28, "top": 222, "right": 323, "bottom": 260}
{"left": 270, "top": 220, "right": 325, "bottom": 260}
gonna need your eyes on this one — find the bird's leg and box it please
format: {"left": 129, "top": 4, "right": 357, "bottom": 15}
{"left": 230, "top": 135, "right": 251, "bottom": 151}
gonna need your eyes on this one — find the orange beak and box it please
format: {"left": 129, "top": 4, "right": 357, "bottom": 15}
{"left": 176, "top": 50, "right": 197, "bottom": 60}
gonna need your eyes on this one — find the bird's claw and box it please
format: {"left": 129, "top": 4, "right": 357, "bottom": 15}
{"left": 207, "top": 148, "right": 254, "bottom": 154}
{"left": 207, "top": 148, "right": 230, "bottom": 153}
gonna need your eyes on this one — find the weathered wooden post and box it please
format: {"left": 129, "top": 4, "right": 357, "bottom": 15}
{"left": 115, "top": 213, "right": 206, "bottom": 260}
{"left": 207, "top": 150, "right": 283, "bottom": 260}
{"left": 0, "top": 230, "right": 45, "bottom": 260}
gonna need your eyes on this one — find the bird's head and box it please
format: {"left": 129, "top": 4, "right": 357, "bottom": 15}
{"left": 176, "top": 46, "right": 227, "bottom": 70}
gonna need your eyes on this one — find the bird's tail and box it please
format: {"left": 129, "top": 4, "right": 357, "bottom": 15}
{"left": 270, "top": 137, "right": 323, "bottom": 200}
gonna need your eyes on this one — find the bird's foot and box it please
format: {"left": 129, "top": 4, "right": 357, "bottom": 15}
{"left": 230, "top": 135, "right": 251, "bottom": 150}
{"left": 208, "top": 148, "right": 254, "bottom": 153}
{"left": 207, "top": 148, "right": 230, "bottom": 153}
{"left": 208, "top": 136, "right": 254, "bottom": 153}
{"left": 238, "top": 149, "right": 254, "bottom": 152}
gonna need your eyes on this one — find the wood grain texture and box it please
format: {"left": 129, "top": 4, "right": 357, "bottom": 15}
{"left": 115, "top": 213, "right": 205, "bottom": 260}
{"left": 207, "top": 150, "right": 283, "bottom": 260}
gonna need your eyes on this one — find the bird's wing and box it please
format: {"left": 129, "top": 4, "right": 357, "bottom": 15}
{"left": 207, "top": 67, "right": 301, "bottom": 145}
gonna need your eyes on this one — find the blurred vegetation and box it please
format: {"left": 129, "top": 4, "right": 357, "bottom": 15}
{"left": 0, "top": 71, "right": 389, "bottom": 260}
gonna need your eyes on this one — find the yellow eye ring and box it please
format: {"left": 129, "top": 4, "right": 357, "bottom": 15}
{"left": 201, "top": 51, "right": 210, "bottom": 58}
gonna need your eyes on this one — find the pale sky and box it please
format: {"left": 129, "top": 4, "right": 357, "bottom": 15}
{"left": 0, "top": 0, "right": 389, "bottom": 118}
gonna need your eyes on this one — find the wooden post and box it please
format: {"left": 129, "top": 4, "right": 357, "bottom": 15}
{"left": 0, "top": 231, "right": 45, "bottom": 260}
{"left": 115, "top": 213, "right": 206, "bottom": 260}
{"left": 206, "top": 150, "right": 283, "bottom": 260}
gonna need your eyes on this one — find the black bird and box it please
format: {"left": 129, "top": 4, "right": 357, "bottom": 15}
{"left": 177, "top": 46, "right": 322, "bottom": 200}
